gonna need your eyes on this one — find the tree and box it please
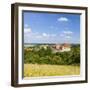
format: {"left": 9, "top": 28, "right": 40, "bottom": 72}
{"left": 24, "top": 45, "right": 80, "bottom": 65}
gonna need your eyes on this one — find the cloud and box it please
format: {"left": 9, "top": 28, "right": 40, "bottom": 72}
{"left": 24, "top": 31, "right": 57, "bottom": 43}
{"left": 65, "top": 36, "right": 71, "bottom": 39}
{"left": 24, "top": 24, "right": 32, "bottom": 33}
{"left": 63, "top": 31, "right": 73, "bottom": 34}
{"left": 24, "top": 28, "right": 31, "bottom": 33}
{"left": 42, "top": 33, "right": 48, "bottom": 37}
{"left": 60, "top": 30, "right": 73, "bottom": 38}
{"left": 58, "top": 17, "right": 68, "bottom": 22}
{"left": 60, "top": 31, "right": 72, "bottom": 41}
{"left": 35, "top": 35, "right": 42, "bottom": 39}
{"left": 42, "top": 33, "right": 56, "bottom": 38}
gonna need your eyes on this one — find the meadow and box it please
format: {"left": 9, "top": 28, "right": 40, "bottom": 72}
{"left": 24, "top": 64, "right": 80, "bottom": 77}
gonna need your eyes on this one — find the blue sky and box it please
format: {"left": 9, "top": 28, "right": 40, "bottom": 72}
{"left": 24, "top": 11, "right": 80, "bottom": 44}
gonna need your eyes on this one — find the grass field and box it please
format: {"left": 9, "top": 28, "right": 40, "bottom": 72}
{"left": 24, "top": 64, "right": 80, "bottom": 77}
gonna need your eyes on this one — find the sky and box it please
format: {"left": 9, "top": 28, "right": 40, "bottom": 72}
{"left": 23, "top": 11, "right": 80, "bottom": 44}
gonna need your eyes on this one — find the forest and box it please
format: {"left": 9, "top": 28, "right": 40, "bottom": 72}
{"left": 24, "top": 44, "right": 80, "bottom": 65}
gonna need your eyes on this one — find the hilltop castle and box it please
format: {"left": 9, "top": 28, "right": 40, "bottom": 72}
{"left": 51, "top": 43, "right": 71, "bottom": 53}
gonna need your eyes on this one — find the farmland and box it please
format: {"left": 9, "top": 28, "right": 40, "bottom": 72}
{"left": 24, "top": 64, "right": 80, "bottom": 77}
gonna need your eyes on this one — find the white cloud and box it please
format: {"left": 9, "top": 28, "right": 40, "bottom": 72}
{"left": 24, "top": 28, "right": 31, "bottom": 33}
{"left": 65, "top": 36, "right": 71, "bottom": 39}
{"left": 60, "top": 32, "right": 72, "bottom": 40}
{"left": 35, "top": 35, "right": 42, "bottom": 39}
{"left": 42, "top": 33, "right": 56, "bottom": 38}
{"left": 58, "top": 17, "right": 68, "bottom": 22}
{"left": 42, "top": 33, "right": 48, "bottom": 37}
{"left": 60, "top": 30, "right": 73, "bottom": 39}
{"left": 63, "top": 31, "right": 73, "bottom": 34}
{"left": 24, "top": 31, "right": 57, "bottom": 43}
{"left": 24, "top": 24, "right": 32, "bottom": 33}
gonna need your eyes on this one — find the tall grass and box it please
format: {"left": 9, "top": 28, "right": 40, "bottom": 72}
{"left": 24, "top": 64, "right": 80, "bottom": 77}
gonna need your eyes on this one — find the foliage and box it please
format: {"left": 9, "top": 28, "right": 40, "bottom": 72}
{"left": 24, "top": 45, "right": 80, "bottom": 65}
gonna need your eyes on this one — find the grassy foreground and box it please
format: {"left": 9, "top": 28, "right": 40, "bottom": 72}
{"left": 24, "top": 64, "right": 80, "bottom": 77}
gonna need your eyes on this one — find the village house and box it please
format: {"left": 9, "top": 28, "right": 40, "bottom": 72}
{"left": 51, "top": 43, "right": 71, "bottom": 53}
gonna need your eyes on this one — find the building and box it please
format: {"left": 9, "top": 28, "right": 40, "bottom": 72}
{"left": 51, "top": 43, "right": 71, "bottom": 53}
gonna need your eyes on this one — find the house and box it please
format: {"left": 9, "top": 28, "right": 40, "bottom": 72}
{"left": 51, "top": 43, "right": 71, "bottom": 53}
{"left": 61, "top": 43, "right": 71, "bottom": 52}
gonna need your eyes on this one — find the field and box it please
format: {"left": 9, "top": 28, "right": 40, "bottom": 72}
{"left": 24, "top": 44, "right": 80, "bottom": 77}
{"left": 24, "top": 64, "right": 80, "bottom": 77}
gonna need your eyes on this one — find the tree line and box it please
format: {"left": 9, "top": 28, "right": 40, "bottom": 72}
{"left": 24, "top": 45, "right": 80, "bottom": 65}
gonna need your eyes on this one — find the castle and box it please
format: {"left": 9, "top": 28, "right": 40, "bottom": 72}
{"left": 51, "top": 43, "right": 71, "bottom": 53}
